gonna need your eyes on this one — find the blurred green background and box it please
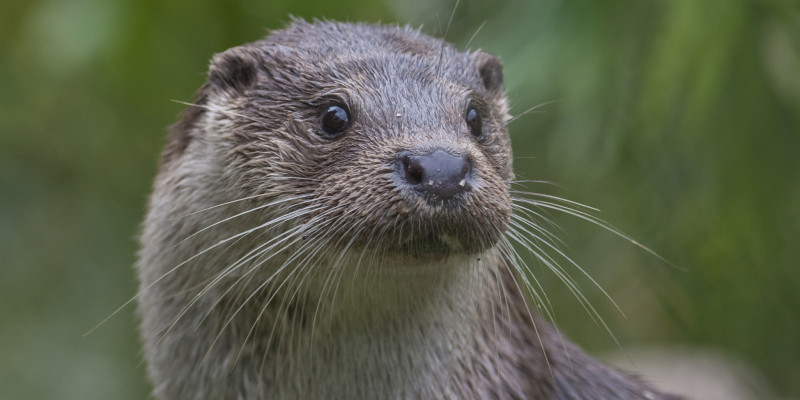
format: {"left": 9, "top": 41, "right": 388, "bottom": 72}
{"left": 1, "top": 0, "right": 798, "bottom": 398}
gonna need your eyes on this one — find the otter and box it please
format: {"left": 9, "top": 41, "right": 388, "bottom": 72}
{"left": 137, "top": 20, "right": 681, "bottom": 399}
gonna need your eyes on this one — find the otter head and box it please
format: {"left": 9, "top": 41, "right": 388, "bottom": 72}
{"left": 163, "top": 21, "right": 513, "bottom": 270}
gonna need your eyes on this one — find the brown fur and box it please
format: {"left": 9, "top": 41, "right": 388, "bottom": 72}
{"left": 137, "top": 20, "right": 681, "bottom": 399}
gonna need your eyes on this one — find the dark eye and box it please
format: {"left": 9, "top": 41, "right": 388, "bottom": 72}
{"left": 466, "top": 107, "right": 482, "bottom": 138}
{"left": 320, "top": 104, "right": 350, "bottom": 138}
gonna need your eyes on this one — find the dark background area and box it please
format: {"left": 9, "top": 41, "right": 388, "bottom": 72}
{"left": 1, "top": 0, "right": 798, "bottom": 398}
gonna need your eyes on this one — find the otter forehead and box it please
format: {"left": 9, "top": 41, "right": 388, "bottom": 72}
{"left": 249, "top": 22, "right": 488, "bottom": 120}
{"left": 261, "top": 20, "right": 482, "bottom": 84}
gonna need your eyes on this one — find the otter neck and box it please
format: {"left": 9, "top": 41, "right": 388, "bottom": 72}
{"left": 149, "top": 240, "right": 549, "bottom": 399}
{"left": 246, "top": 249, "right": 543, "bottom": 399}
{"left": 294, "top": 252, "right": 493, "bottom": 328}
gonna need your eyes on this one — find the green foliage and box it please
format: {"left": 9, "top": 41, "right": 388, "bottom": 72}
{"left": 1, "top": 0, "right": 798, "bottom": 398}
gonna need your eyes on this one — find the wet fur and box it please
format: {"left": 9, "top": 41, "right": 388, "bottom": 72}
{"left": 137, "top": 20, "right": 680, "bottom": 399}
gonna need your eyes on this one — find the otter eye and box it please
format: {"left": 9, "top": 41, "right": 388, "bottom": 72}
{"left": 466, "top": 107, "right": 482, "bottom": 138}
{"left": 320, "top": 104, "right": 350, "bottom": 138}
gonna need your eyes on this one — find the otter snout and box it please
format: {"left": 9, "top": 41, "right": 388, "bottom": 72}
{"left": 395, "top": 150, "right": 472, "bottom": 200}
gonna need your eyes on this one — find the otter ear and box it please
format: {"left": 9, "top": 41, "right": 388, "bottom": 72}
{"left": 208, "top": 46, "right": 262, "bottom": 93}
{"left": 471, "top": 51, "right": 504, "bottom": 97}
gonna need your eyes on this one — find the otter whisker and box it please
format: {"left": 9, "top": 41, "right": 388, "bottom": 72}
{"left": 343, "top": 198, "right": 390, "bottom": 285}
{"left": 273, "top": 222, "right": 347, "bottom": 366}
{"left": 308, "top": 206, "right": 373, "bottom": 345}
{"left": 498, "top": 235, "right": 556, "bottom": 324}
{"left": 509, "top": 180, "right": 570, "bottom": 193}
{"left": 506, "top": 100, "right": 560, "bottom": 125}
{"left": 511, "top": 205, "right": 565, "bottom": 246}
{"left": 518, "top": 196, "right": 673, "bottom": 266}
{"left": 168, "top": 203, "right": 325, "bottom": 320}
{"left": 255, "top": 219, "right": 339, "bottom": 376}
{"left": 161, "top": 217, "right": 316, "bottom": 347}
{"left": 499, "top": 235, "right": 577, "bottom": 378}
{"left": 505, "top": 223, "right": 625, "bottom": 356}
{"left": 276, "top": 238, "right": 335, "bottom": 370}
{"left": 483, "top": 249, "right": 505, "bottom": 360}
{"left": 164, "top": 198, "right": 330, "bottom": 329}
{"left": 193, "top": 222, "right": 309, "bottom": 325}
{"left": 506, "top": 222, "right": 618, "bottom": 325}
{"left": 511, "top": 189, "right": 600, "bottom": 212}
{"left": 359, "top": 211, "right": 400, "bottom": 290}
{"left": 239, "top": 217, "right": 340, "bottom": 370}
{"left": 497, "top": 239, "right": 557, "bottom": 381}
{"left": 172, "top": 195, "right": 317, "bottom": 251}
{"left": 86, "top": 199, "right": 308, "bottom": 337}
{"left": 504, "top": 229, "right": 594, "bottom": 373}
{"left": 217, "top": 203, "right": 345, "bottom": 313}
{"left": 200, "top": 212, "right": 342, "bottom": 365}
{"left": 168, "top": 192, "right": 277, "bottom": 220}
{"left": 154, "top": 203, "right": 313, "bottom": 292}
{"left": 463, "top": 20, "right": 487, "bottom": 51}
{"left": 436, "top": 0, "right": 460, "bottom": 76}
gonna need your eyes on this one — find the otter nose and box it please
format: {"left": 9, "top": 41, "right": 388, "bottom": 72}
{"left": 397, "top": 150, "right": 472, "bottom": 199}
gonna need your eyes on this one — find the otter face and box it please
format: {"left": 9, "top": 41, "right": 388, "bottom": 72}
{"left": 165, "top": 21, "right": 513, "bottom": 264}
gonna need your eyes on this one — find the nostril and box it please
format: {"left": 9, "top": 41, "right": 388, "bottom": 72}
{"left": 402, "top": 155, "right": 424, "bottom": 185}
{"left": 395, "top": 150, "right": 473, "bottom": 200}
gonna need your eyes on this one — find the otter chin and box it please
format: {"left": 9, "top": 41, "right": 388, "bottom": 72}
{"left": 136, "top": 19, "right": 681, "bottom": 400}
